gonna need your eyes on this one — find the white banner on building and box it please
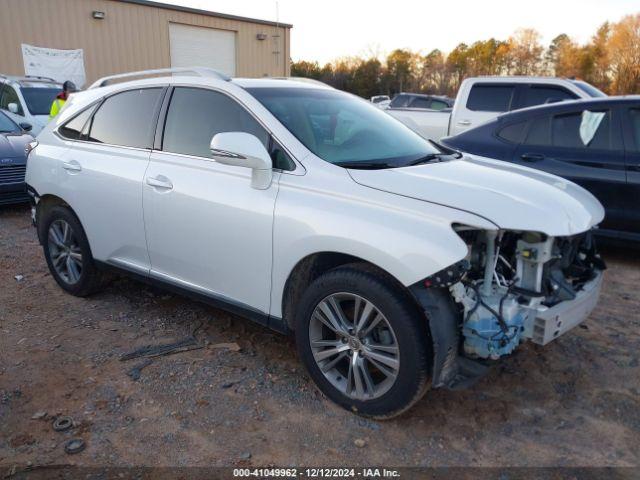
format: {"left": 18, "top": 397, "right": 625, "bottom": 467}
{"left": 21, "top": 44, "right": 86, "bottom": 88}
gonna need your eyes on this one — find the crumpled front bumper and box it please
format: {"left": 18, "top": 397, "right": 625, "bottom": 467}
{"left": 526, "top": 269, "right": 604, "bottom": 346}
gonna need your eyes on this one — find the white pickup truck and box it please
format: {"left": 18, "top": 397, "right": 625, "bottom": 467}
{"left": 386, "top": 76, "right": 606, "bottom": 140}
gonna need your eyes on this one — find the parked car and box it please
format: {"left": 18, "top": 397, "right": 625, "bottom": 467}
{"left": 0, "top": 110, "right": 33, "bottom": 205}
{"left": 0, "top": 75, "right": 64, "bottom": 135}
{"left": 26, "top": 68, "right": 605, "bottom": 418}
{"left": 387, "top": 93, "right": 454, "bottom": 111}
{"left": 370, "top": 95, "right": 391, "bottom": 109}
{"left": 387, "top": 76, "right": 606, "bottom": 140}
{"left": 442, "top": 97, "right": 640, "bottom": 242}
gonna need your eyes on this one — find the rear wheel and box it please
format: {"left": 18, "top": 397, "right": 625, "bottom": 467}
{"left": 41, "top": 206, "right": 102, "bottom": 296}
{"left": 295, "top": 265, "right": 432, "bottom": 418}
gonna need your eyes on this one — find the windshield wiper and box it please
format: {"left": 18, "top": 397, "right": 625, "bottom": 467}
{"left": 334, "top": 161, "right": 396, "bottom": 170}
{"left": 406, "top": 153, "right": 453, "bottom": 166}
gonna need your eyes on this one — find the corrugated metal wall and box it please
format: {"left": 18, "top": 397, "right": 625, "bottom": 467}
{"left": 0, "top": 0, "right": 291, "bottom": 83}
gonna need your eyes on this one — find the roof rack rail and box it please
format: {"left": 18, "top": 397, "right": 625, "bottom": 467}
{"left": 88, "top": 67, "right": 231, "bottom": 89}
{"left": 24, "top": 75, "right": 57, "bottom": 82}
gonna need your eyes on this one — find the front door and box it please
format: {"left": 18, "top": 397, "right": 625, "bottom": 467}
{"left": 622, "top": 106, "right": 640, "bottom": 235}
{"left": 143, "top": 86, "right": 278, "bottom": 315}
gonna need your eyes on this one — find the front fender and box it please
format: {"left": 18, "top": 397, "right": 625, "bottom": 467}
{"left": 269, "top": 170, "right": 496, "bottom": 318}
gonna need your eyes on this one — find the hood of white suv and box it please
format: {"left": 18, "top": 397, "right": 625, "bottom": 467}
{"left": 348, "top": 155, "right": 604, "bottom": 236}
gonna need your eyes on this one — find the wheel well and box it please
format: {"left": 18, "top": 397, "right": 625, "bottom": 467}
{"left": 35, "top": 194, "right": 76, "bottom": 244}
{"left": 281, "top": 252, "right": 415, "bottom": 330}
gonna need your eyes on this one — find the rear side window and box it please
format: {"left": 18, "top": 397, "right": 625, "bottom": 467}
{"left": 520, "top": 86, "right": 577, "bottom": 108}
{"left": 524, "top": 110, "right": 612, "bottom": 150}
{"left": 409, "top": 97, "right": 431, "bottom": 109}
{"left": 466, "top": 85, "right": 515, "bottom": 112}
{"left": 497, "top": 121, "right": 527, "bottom": 144}
{"left": 390, "top": 95, "right": 410, "bottom": 108}
{"left": 162, "top": 87, "right": 269, "bottom": 159}
{"left": 58, "top": 105, "right": 97, "bottom": 140}
{"left": 551, "top": 110, "right": 611, "bottom": 150}
{"left": 86, "top": 88, "right": 162, "bottom": 148}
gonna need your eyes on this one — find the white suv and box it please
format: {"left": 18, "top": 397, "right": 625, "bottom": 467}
{"left": 25, "top": 68, "right": 605, "bottom": 418}
{"left": 0, "top": 75, "right": 64, "bottom": 135}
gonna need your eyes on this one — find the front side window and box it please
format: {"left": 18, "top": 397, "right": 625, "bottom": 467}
{"left": 86, "top": 88, "right": 162, "bottom": 148}
{"left": 247, "top": 87, "right": 441, "bottom": 168}
{"left": 0, "top": 85, "right": 24, "bottom": 116}
{"left": 430, "top": 100, "right": 449, "bottom": 111}
{"left": 467, "top": 85, "right": 515, "bottom": 112}
{"left": 0, "top": 111, "right": 20, "bottom": 133}
{"left": 162, "top": 87, "right": 269, "bottom": 159}
{"left": 521, "top": 86, "right": 577, "bottom": 109}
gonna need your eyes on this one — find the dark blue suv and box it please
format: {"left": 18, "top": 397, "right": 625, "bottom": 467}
{"left": 442, "top": 97, "right": 640, "bottom": 241}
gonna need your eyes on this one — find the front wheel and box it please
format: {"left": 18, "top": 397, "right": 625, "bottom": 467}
{"left": 295, "top": 265, "right": 432, "bottom": 418}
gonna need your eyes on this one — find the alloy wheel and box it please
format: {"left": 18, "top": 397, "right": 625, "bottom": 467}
{"left": 48, "top": 219, "right": 83, "bottom": 285}
{"left": 309, "top": 292, "right": 400, "bottom": 401}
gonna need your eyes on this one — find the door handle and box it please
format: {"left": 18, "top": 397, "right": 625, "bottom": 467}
{"left": 62, "top": 160, "right": 82, "bottom": 172}
{"left": 457, "top": 120, "right": 471, "bottom": 126}
{"left": 521, "top": 153, "right": 545, "bottom": 162}
{"left": 146, "top": 175, "right": 173, "bottom": 190}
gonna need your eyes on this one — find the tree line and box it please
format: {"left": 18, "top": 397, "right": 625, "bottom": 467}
{"left": 291, "top": 13, "right": 640, "bottom": 99}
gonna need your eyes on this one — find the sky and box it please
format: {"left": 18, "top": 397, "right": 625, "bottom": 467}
{"left": 155, "top": 0, "right": 639, "bottom": 64}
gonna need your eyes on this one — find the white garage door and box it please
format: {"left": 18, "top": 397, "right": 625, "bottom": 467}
{"left": 169, "top": 23, "right": 236, "bottom": 77}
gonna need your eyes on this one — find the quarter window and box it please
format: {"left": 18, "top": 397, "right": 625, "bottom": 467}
{"left": 466, "top": 85, "right": 515, "bottom": 112}
{"left": 58, "top": 105, "right": 97, "bottom": 140}
{"left": 498, "top": 121, "right": 527, "bottom": 144}
{"left": 162, "top": 87, "right": 269, "bottom": 159}
{"left": 86, "top": 88, "right": 162, "bottom": 148}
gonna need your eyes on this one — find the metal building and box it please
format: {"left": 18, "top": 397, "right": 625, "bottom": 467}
{"left": 0, "top": 0, "right": 292, "bottom": 84}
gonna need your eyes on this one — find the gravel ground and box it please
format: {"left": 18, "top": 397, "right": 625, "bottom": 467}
{"left": 1, "top": 204, "right": 639, "bottom": 470}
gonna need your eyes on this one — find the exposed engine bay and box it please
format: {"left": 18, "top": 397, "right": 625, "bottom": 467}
{"left": 427, "top": 228, "right": 605, "bottom": 361}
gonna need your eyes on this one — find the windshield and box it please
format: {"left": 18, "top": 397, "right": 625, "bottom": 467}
{"left": 0, "top": 111, "right": 19, "bottom": 133}
{"left": 571, "top": 80, "right": 607, "bottom": 98}
{"left": 246, "top": 87, "right": 440, "bottom": 168}
{"left": 21, "top": 87, "right": 61, "bottom": 115}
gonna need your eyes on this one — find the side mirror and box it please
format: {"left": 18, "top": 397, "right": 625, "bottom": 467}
{"left": 8, "top": 102, "right": 19, "bottom": 114}
{"left": 19, "top": 122, "right": 32, "bottom": 132}
{"left": 210, "top": 132, "right": 273, "bottom": 190}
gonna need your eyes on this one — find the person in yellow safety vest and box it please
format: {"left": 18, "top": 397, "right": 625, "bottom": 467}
{"left": 49, "top": 81, "right": 78, "bottom": 120}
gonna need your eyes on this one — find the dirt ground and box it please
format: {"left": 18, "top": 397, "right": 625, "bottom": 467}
{"left": 1, "top": 204, "right": 639, "bottom": 470}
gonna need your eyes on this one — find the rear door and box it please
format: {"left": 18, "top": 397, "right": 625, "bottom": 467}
{"left": 512, "top": 105, "right": 628, "bottom": 232}
{"left": 451, "top": 83, "right": 516, "bottom": 136}
{"left": 621, "top": 105, "right": 640, "bottom": 235}
{"left": 57, "top": 87, "right": 165, "bottom": 273}
{"left": 143, "top": 86, "right": 279, "bottom": 317}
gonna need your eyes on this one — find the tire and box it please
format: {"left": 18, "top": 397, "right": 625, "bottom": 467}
{"left": 294, "top": 264, "right": 432, "bottom": 418}
{"left": 41, "top": 205, "right": 102, "bottom": 297}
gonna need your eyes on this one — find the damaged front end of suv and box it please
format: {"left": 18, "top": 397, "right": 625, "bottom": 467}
{"left": 412, "top": 227, "right": 605, "bottom": 390}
